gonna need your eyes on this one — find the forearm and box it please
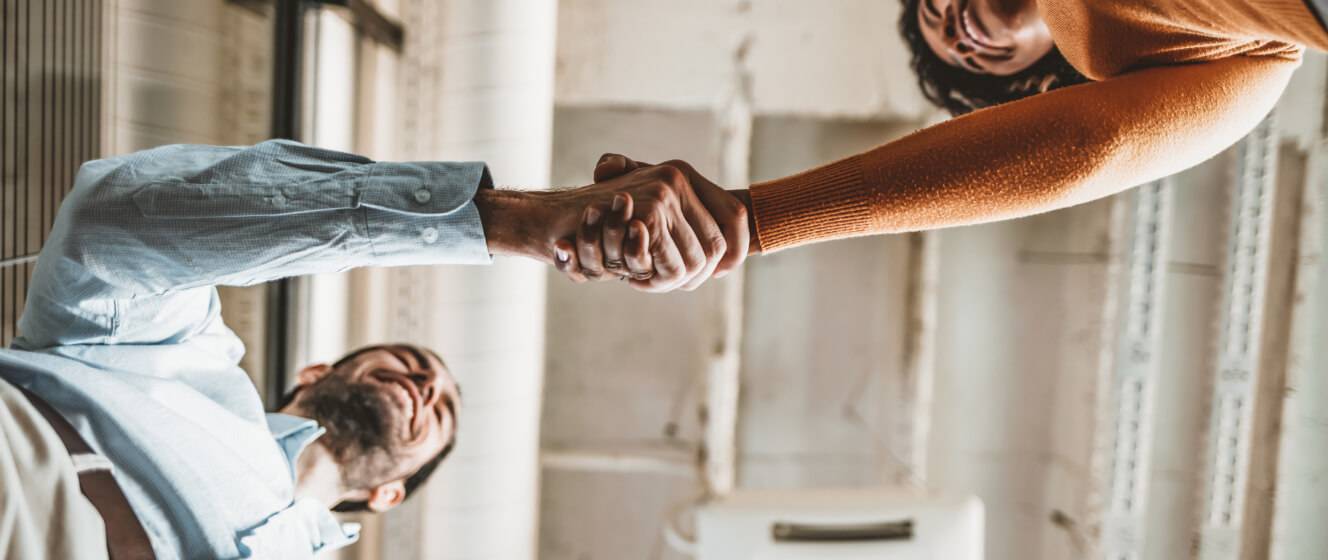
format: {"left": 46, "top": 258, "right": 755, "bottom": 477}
{"left": 475, "top": 188, "right": 549, "bottom": 260}
{"left": 474, "top": 187, "right": 590, "bottom": 263}
{"left": 747, "top": 57, "right": 1295, "bottom": 252}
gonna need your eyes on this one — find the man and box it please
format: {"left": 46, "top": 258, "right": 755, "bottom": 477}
{"left": 0, "top": 140, "right": 730, "bottom": 559}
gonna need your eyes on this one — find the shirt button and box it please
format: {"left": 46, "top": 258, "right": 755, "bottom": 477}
{"left": 414, "top": 189, "right": 432, "bottom": 204}
{"left": 421, "top": 227, "right": 439, "bottom": 244}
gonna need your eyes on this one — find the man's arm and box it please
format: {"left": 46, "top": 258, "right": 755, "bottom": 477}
{"left": 16, "top": 140, "right": 498, "bottom": 349}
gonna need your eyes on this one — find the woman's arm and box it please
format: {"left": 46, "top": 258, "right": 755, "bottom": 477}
{"left": 748, "top": 55, "right": 1298, "bottom": 251}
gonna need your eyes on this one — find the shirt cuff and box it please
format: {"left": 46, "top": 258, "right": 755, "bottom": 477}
{"left": 358, "top": 161, "right": 494, "bottom": 266}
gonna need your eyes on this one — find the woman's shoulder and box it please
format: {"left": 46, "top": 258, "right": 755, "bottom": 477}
{"left": 1043, "top": 0, "right": 1306, "bottom": 80}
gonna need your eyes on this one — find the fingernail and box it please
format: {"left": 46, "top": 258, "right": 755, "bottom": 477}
{"left": 555, "top": 247, "right": 569, "bottom": 262}
{"left": 586, "top": 207, "right": 602, "bottom": 226}
{"left": 628, "top": 228, "right": 638, "bottom": 240}
{"left": 612, "top": 195, "right": 625, "bottom": 212}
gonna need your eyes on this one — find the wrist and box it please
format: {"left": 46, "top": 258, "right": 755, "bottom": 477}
{"left": 475, "top": 188, "right": 587, "bottom": 262}
{"left": 730, "top": 189, "right": 761, "bottom": 254}
{"left": 474, "top": 188, "right": 547, "bottom": 259}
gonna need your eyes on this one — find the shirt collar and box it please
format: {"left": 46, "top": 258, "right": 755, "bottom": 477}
{"left": 291, "top": 498, "right": 362, "bottom": 552}
{"left": 266, "top": 413, "right": 326, "bottom": 479}
{"left": 264, "top": 413, "right": 361, "bottom": 552}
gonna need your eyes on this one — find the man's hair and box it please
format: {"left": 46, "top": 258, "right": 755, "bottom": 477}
{"left": 276, "top": 344, "right": 458, "bottom": 514}
{"left": 897, "top": 0, "right": 1088, "bottom": 115}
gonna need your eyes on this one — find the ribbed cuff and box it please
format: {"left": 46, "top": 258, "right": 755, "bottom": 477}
{"left": 748, "top": 156, "right": 873, "bottom": 252}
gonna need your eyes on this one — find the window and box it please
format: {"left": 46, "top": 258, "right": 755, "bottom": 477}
{"left": 0, "top": 0, "right": 105, "bottom": 346}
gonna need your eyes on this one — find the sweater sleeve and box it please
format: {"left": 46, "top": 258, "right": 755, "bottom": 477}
{"left": 747, "top": 55, "right": 1299, "bottom": 252}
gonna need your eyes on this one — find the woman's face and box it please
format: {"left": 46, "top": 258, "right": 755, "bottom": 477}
{"left": 916, "top": 0, "right": 1053, "bottom": 76}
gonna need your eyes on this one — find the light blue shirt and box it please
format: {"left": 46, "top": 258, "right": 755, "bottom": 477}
{"left": 0, "top": 140, "right": 493, "bottom": 559}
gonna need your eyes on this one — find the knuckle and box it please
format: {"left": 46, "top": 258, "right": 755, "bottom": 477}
{"left": 685, "top": 241, "right": 707, "bottom": 261}
{"left": 660, "top": 159, "right": 690, "bottom": 172}
{"left": 705, "top": 235, "right": 727, "bottom": 257}
{"left": 642, "top": 181, "right": 670, "bottom": 200}
{"left": 730, "top": 200, "right": 748, "bottom": 221}
{"left": 648, "top": 205, "right": 670, "bottom": 227}
{"left": 659, "top": 182, "right": 681, "bottom": 202}
{"left": 657, "top": 258, "right": 684, "bottom": 277}
{"left": 579, "top": 223, "right": 601, "bottom": 240}
{"left": 651, "top": 164, "right": 686, "bottom": 185}
{"left": 577, "top": 254, "right": 601, "bottom": 268}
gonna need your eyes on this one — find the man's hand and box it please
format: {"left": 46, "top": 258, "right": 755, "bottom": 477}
{"left": 586, "top": 155, "right": 754, "bottom": 289}
{"left": 473, "top": 164, "right": 727, "bottom": 292}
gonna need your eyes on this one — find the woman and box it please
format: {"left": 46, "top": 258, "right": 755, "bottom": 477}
{"left": 554, "top": 0, "right": 1328, "bottom": 289}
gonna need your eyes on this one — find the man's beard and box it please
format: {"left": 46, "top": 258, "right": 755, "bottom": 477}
{"left": 297, "top": 374, "right": 404, "bottom": 488}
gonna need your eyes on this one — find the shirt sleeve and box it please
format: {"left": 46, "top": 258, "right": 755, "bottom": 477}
{"left": 14, "top": 140, "right": 494, "bottom": 349}
{"left": 747, "top": 55, "right": 1300, "bottom": 251}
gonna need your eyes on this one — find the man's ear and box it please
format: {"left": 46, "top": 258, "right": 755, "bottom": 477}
{"left": 295, "top": 363, "right": 333, "bottom": 387}
{"left": 365, "top": 480, "right": 406, "bottom": 513}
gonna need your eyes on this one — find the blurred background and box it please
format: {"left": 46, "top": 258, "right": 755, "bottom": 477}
{"left": 2, "top": 1, "right": 1327, "bottom": 559}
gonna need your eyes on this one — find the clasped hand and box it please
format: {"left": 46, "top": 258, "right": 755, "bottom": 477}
{"left": 476, "top": 154, "right": 751, "bottom": 292}
{"left": 553, "top": 154, "right": 751, "bottom": 292}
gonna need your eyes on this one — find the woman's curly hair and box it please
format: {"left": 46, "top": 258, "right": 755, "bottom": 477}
{"left": 898, "top": 0, "right": 1088, "bottom": 115}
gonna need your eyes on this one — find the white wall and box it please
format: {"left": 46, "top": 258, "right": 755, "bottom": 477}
{"left": 111, "top": 0, "right": 229, "bottom": 150}
{"left": 381, "top": 2, "right": 558, "bottom": 560}
{"left": 555, "top": 0, "right": 929, "bottom": 119}
{"left": 927, "top": 198, "right": 1114, "bottom": 560}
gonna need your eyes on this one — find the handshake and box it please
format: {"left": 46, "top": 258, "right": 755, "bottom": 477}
{"left": 476, "top": 154, "right": 755, "bottom": 292}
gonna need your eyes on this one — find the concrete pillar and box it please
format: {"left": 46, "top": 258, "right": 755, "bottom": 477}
{"left": 1195, "top": 117, "right": 1290, "bottom": 560}
{"left": 378, "top": 1, "right": 558, "bottom": 559}
{"left": 1094, "top": 180, "right": 1173, "bottom": 560}
{"left": 1271, "top": 140, "right": 1328, "bottom": 560}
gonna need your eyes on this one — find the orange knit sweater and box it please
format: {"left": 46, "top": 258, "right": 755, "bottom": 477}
{"left": 747, "top": 0, "right": 1328, "bottom": 251}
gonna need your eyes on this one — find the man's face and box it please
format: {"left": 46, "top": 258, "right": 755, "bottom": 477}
{"left": 287, "top": 345, "right": 460, "bottom": 490}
